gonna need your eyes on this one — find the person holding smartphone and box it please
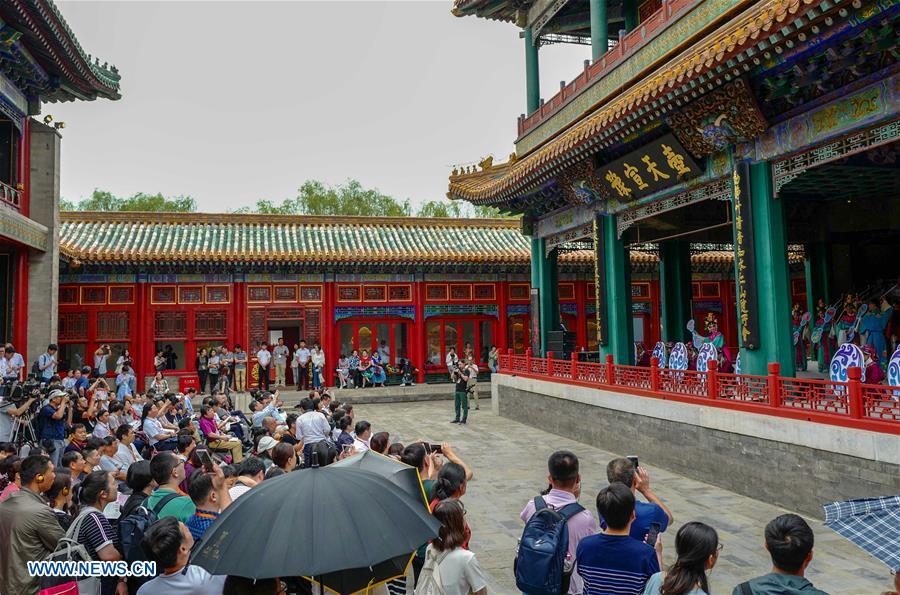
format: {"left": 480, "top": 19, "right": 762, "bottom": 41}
{"left": 185, "top": 459, "right": 232, "bottom": 541}
{"left": 198, "top": 405, "right": 243, "bottom": 463}
{"left": 601, "top": 457, "right": 673, "bottom": 542}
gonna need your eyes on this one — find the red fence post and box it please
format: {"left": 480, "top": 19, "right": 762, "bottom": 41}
{"left": 606, "top": 354, "right": 616, "bottom": 385}
{"left": 767, "top": 362, "right": 781, "bottom": 408}
{"left": 847, "top": 366, "right": 864, "bottom": 419}
{"left": 525, "top": 348, "right": 532, "bottom": 374}
{"left": 707, "top": 359, "right": 718, "bottom": 400}
{"left": 650, "top": 356, "right": 660, "bottom": 392}
{"left": 571, "top": 352, "right": 579, "bottom": 380}
{"left": 547, "top": 352, "right": 555, "bottom": 377}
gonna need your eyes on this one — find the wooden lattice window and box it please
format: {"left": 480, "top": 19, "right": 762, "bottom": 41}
{"left": 97, "top": 312, "right": 130, "bottom": 341}
{"left": 508, "top": 283, "right": 529, "bottom": 300}
{"left": 151, "top": 286, "right": 176, "bottom": 304}
{"left": 81, "top": 286, "right": 106, "bottom": 305}
{"left": 364, "top": 286, "right": 387, "bottom": 302}
{"left": 631, "top": 283, "right": 650, "bottom": 299}
{"left": 274, "top": 285, "right": 298, "bottom": 302}
{"left": 249, "top": 309, "right": 267, "bottom": 350}
{"left": 301, "top": 285, "right": 322, "bottom": 302}
{"left": 474, "top": 284, "right": 495, "bottom": 300}
{"left": 559, "top": 283, "right": 576, "bottom": 300}
{"left": 154, "top": 311, "right": 187, "bottom": 339}
{"left": 305, "top": 307, "right": 320, "bottom": 344}
{"left": 248, "top": 286, "right": 271, "bottom": 303}
{"left": 700, "top": 283, "right": 719, "bottom": 298}
{"left": 426, "top": 284, "right": 448, "bottom": 301}
{"left": 205, "top": 286, "right": 231, "bottom": 304}
{"left": 450, "top": 284, "right": 472, "bottom": 300}
{"left": 59, "top": 287, "right": 78, "bottom": 305}
{"left": 59, "top": 312, "right": 88, "bottom": 341}
{"left": 338, "top": 286, "right": 361, "bottom": 302}
{"left": 108, "top": 286, "right": 134, "bottom": 304}
{"left": 195, "top": 310, "right": 227, "bottom": 338}
{"left": 178, "top": 286, "right": 203, "bottom": 304}
{"left": 268, "top": 308, "right": 303, "bottom": 321}
{"left": 389, "top": 285, "right": 411, "bottom": 302}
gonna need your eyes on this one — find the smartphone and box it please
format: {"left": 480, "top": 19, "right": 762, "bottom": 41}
{"left": 428, "top": 443, "right": 443, "bottom": 454}
{"left": 626, "top": 455, "right": 639, "bottom": 470}
{"left": 198, "top": 449, "right": 215, "bottom": 473}
{"left": 645, "top": 522, "right": 661, "bottom": 546}
{"left": 341, "top": 444, "right": 354, "bottom": 455}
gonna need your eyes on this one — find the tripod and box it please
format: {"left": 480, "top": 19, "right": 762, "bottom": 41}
{"left": 11, "top": 411, "right": 40, "bottom": 456}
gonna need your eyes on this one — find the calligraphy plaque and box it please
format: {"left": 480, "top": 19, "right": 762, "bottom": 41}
{"left": 593, "top": 216, "right": 609, "bottom": 347}
{"left": 731, "top": 161, "right": 759, "bottom": 350}
{"left": 530, "top": 288, "right": 542, "bottom": 355}
{"left": 596, "top": 133, "right": 702, "bottom": 202}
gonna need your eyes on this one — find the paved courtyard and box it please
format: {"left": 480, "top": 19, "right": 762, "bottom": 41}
{"left": 354, "top": 399, "right": 891, "bottom": 594}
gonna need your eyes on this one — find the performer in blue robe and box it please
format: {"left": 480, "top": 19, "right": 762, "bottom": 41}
{"left": 860, "top": 298, "right": 892, "bottom": 365}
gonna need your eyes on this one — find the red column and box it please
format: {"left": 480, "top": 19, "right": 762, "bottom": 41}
{"left": 575, "top": 280, "right": 587, "bottom": 350}
{"left": 322, "top": 281, "right": 334, "bottom": 383}
{"left": 414, "top": 281, "right": 426, "bottom": 383}
{"left": 767, "top": 362, "right": 781, "bottom": 408}
{"left": 498, "top": 281, "right": 509, "bottom": 352}
{"left": 13, "top": 248, "right": 28, "bottom": 356}
{"left": 650, "top": 356, "right": 660, "bottom": 391}
{"left": 707, "top": 358, "right": 718, "bottom": 399}
{"left": 606, "top": 354, "right": 615, "bottom": 385}
{"left": 233, "top": 281, "right": 245, "bottom": 349}
{"left": 135, "top": 283, "right": 149, "bottom": 392}
{"left": 847, "top": 366, "right": 864, "bottom": 419}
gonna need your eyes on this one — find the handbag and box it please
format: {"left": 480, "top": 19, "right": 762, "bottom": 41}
{"left": 40, "top": 508, "right": 102, "bottom": 595}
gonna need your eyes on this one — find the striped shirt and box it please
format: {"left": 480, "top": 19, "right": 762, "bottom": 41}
{"left": 74, "top": 507, "right": 120, "bottom": 561}
{"left": 576, "top": 533, "right": 659, "bottom": 595}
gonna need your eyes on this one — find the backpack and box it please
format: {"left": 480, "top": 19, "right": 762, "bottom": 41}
{"left": 515, "top": 496, "right": 584, "bottom": 595}
{"left": 32, "top": 357, "right": 42, "bottom": 377}
{"left": 119, "top": 492, "right": 180, "bottom": 563}
{"left": 414, "top": 546, "right": 450, "bottom": 595}
{"left": 41, "top": 509, "right": 102, "bottom": 595}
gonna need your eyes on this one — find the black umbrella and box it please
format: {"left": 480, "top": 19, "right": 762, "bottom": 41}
{"left": 191, "top": 465, "right": 440, "bottom": 592}
{"left": 331, "top": 450, "right": 429, "bottom": 506}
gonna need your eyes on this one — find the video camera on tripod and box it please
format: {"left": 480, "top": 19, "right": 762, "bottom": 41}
{"left": 0, "top": 374, "right": 46, "bottom": 414}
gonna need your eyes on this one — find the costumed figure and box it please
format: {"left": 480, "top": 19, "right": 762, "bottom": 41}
{"left": 859, "top": 297, "right": 892, "bottom": 366}
{"left": 358, "top": 349, "right": 375, "bottom": 387}
{"left": 688, "top": 314, "right": 731, "bottom": 364}
{"left": 790, "top": 304, "right": 810, "bottom": 372}
{"left": 834, "top": 295, "right": 859, "bottom": 345}
{"left": 862, "top": 344, "right": 885, "bottom": 385}
{"left": 635, "top": 342, "right": 650, "bottom": 367}
{"left": 371, "top": 350, "right": 387, "bottom": 387}
{"left": 811, "top": 299, "right": 836, "bottom": 374}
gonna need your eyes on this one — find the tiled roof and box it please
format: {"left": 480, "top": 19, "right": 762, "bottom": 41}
{"left": 448, "top": 0, "right": 821, "bottom": 204}
{"left": 58, "top": 212, "right": 794, "bottom": 274}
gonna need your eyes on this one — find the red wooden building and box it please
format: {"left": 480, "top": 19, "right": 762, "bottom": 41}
{"left": 57, "top": 212, "right": 805, "bottom": 389}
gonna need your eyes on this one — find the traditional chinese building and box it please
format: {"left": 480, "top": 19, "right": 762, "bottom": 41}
{"left": 448, "top": 0, "right": 899, "bottom": 377}
{"left": 0, "top": 0, "right": 120, "bottom": 363}
{"left": 54, "top": 212, "right": 805, "bottom": 390}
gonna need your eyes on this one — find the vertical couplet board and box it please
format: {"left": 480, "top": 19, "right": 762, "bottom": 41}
{"left": 530, "top": 288, "right": 541, "bottom": 355}
{"left": 593, "top": 215, "right": 609, "bottom": 346}
{"left": 732, "top": 161, "right": 760, "bottom": 350}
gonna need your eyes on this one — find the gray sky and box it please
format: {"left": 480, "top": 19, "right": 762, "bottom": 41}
{"left": 51, "top": 1, "right": 589, "bottom": 212}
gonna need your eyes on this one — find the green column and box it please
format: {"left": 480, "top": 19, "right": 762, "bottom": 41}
{"left": 530, "top": 237, "right": 558, "bottom": 356}
{"left": 524, "top": 26, "right": 540, "bottom": 114}
{"left": 590, "top": 0, "right": 608, "bottom": 62}
{"left": 659, "top": 240, "right": 692, "bottom": 343}
{"left": 737, "top": 161, "right": 794, "bottom": 376}
{"left": 600, "top": 215, "right": 634, "bottom": 363}
{"left": 623, "top": 0, "right": 638, "bottom": 32}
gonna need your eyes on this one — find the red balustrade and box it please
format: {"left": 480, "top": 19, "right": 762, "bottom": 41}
{"left": 496, "top": 354, "right": 899, "bottom": 433}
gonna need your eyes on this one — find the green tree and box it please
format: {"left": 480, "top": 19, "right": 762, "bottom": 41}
{"left": 416, "top": 200, "right": 463, "bottom": 218}
{"left": 240, "top": 179, "right": 413, "bottom": 217}
{"left": 61, "top": 190, "right": 197, "bottom": 212}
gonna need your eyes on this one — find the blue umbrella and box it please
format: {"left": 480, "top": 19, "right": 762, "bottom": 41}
{"left": 823, "top": 495, "right": 900, "bottom": 571}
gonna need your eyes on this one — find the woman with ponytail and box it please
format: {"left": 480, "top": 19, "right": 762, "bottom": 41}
{"left": 643, "top": 521, "right": 720, "bottom": 595}
{"left": 429, "top": 462, "right": 471, "bottom": 550}
{"left": 46, "top": 469, "right": 74, "bottom": 530}
{"left": 70, "top": 470, "right": 125, "bottom": 594}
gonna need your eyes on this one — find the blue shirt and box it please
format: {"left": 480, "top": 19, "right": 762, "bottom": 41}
{"left": 600, "top": 500, "right": 669, "bottom": 541}
{"left": 40, "top": 405, "right": 65, "bottom": 440}
{"left": 576, "top": 533, "right": 659, "bottom": 595}
{"left": 185, "top": 509, "right": 219, "bottom": 541}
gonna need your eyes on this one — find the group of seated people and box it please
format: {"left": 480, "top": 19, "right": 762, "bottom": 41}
{"left": 335, "top": 350, "right": 418, "bottom": 389}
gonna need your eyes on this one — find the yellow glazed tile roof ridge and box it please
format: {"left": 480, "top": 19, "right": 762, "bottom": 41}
{"left": 447, "top": 0, "right": 821, "bottom": 203}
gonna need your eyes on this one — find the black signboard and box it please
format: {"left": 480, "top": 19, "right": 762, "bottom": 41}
{"left": 596, "top": 133, "right": 702, "bottom": 202}
{"left": 593, "top": 216, "right": 609, "bottom": 346}
{"left": 530, "top": 288, "right": 541, "bottom": 355}
{"left": 732, "top": 161, "right": 759, "bottom": 350}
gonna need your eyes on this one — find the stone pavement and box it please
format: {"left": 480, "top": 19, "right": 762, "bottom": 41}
{"left": 357, "top": 399, "right": 892, "bottom": 595}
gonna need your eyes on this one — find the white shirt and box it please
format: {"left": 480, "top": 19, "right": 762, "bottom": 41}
{"left": 422, "top": 545, "right": 488, "bottom": 595}
{"left": 353, "top": 436, "right": 370, "bottom": 454}
{"left": 256, "top": 349, "right": 271, "bottom": 366}
{"left": 273, "top": 345, "right": 289, "bottom": 365}
{"left": 228, "top": 481, "right": 253, "bottom": 500}
{"left": 445, "top": 352, "right": 458, "bottom": 368}
{"left": 296, "top": 411, "right": 330, "bottom": 445}
{"left": 92, "top": 422, "right": 111, "bottom": 439}
{"left": 136, "top": 564, "right": 226, "bottom": 595}
{"left": 142, "top": 417, "right": 168, "bottom": 445}
{"left": 296, "top": 348, "right": 311, "bottom": 365}
{"left": 0, "top": 357, "right": 16, "bottom": 379}
{"left": 312, "top": 350, "right": 325, "bottom": 368}
{"left": 115, "top": 442, "right": 143, "bottom": 467}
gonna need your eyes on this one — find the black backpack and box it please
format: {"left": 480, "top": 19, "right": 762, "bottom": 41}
{"left": 118, "top": 493, "right": 180, "bottom": 563}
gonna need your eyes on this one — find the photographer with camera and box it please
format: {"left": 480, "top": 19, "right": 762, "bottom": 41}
{"left": 0, "top": 386, "right": 37, "bottom": 443}
{"left": 40, "top": 389, "right": 69, "bottom": 467}
{"left": 37, "top": 344, "right": 58, "bottom": 384}
{"left": 93, "top": 344, "right": 111, "bottom": 377}
{"left": 450, "top": 360, "right": 471, "bottom": 424}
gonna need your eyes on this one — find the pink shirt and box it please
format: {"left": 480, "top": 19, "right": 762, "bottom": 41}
{"left": 0, "top": 483, "right": 20, "bottom": 503}
{"left": 199, "top": 416, "right": 218, "bottom": 438}
{"left": 520, "top": 488, "right": 598, "bottom": 594}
